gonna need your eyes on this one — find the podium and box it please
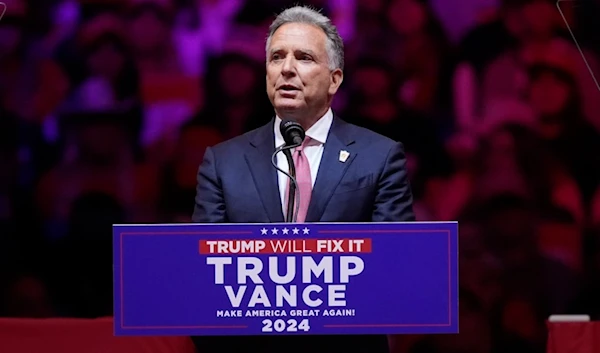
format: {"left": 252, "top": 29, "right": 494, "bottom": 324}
{"left": 113, "top": 222, "right": 458, "bottom": 336}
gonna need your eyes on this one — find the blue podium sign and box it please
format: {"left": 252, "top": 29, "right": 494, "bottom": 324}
{"left": 113, "top": 222, "right": 458, "bottom": 336}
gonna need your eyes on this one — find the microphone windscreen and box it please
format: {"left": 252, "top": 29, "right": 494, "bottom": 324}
{"left": 279, "top": 119, "right": 305, "bottom": 145}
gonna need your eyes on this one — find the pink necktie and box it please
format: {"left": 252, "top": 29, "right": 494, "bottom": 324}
{"left": 285, "top": 137, "right": 312, "bottom": 223}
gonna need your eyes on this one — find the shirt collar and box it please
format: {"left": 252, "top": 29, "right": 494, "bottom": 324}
{"left": 274, "top": 108, "right": 333, "bottom": 147}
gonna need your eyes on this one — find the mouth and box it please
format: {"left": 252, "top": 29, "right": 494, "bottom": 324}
{"left": 277, "top": 84, "right": 300, "bottom": 91}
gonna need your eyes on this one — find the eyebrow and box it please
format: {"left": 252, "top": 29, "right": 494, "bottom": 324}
{"left": 298, "top": 49, "right": 317, "bottom": 57}
{"left": 269, "top": 48, "right": 318, "bottom": 57}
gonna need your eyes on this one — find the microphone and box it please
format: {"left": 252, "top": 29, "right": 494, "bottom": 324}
{"left": 280, "top": 119, "right": 305, "bottom": 147}
{"left": 280, "top": 120, "right": 305, "bottom": 223}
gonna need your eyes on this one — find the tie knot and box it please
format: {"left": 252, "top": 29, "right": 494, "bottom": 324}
{"left": 296, "top": 137, "right": 312, "bottom": 152}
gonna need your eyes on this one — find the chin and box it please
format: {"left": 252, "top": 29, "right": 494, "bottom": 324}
{"left": 275, "top": 110, "right": 300, "bottom": 121}
{"left": 275, "top": 103, "right": 302, "bottom": 116}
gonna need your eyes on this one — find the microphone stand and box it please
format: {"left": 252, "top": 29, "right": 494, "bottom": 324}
{"left": 271, "top": 144, "right": 302, "bottom": 223}
{"left": 283, "top": 148, "right": 296, "bottom": 223}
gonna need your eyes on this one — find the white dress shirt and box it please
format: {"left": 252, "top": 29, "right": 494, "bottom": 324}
{"left": 274, "top": 109, "right": 334, "bottom": 214}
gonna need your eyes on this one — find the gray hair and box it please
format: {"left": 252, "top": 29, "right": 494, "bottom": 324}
{"left": 265, "top": 5, "right": 344, "bottom": 71}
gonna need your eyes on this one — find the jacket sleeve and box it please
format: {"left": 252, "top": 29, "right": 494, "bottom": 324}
{"left": 192, "top": 147, "right": 228, "bottom": 223}
{"left": 371, "top": 142, "right": 416, "bottom": 222}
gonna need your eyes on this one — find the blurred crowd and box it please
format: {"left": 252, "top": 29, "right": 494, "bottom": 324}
{"left": 2, "top": 0, "right": 600, "bottom": 352}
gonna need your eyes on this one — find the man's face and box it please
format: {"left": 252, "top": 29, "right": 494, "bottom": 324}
{"left": 266, "top": 22, "right": 342, "bottom": 121}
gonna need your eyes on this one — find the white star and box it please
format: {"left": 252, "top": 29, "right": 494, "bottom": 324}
{"left": 292, "top": 227, "right": 300, "bottom": 235}
{"left": 282, "top": 228, "right": 289, "bottom": 235}
{"left": 271, "top": 228, "right": 279, "bottom": 235}
{"left": 302, "top": 227, "right": 310, "bottom": 234}
{"left": 261, "top": 228, "right": 268, "bottom": 235}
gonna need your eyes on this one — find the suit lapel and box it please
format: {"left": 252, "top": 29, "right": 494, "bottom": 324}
{"left": 245, "top": 120, "right": 285, "bottom": 223}
{"left": 306, "top": 118, "right": 356, "bottom": 222}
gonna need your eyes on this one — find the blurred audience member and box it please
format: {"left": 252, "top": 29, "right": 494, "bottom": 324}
{"left": 481, "top": 0, "right": 564, "bottom": 107}
{"left": 457, "top": 223, "right": 503, "bottom": 313}
{"left": 0, "top": 0, "right": 69, "bottom": 122}
{"left": 527, "top": 60, "right": 600, "bottom": 206}
{"left": 36, "top": 111, "right": 158, "bottom": 239}
{"left": 342, "top": 57, "right": 454, "bottom": 220}
{"left": 457, "top": 0, "right": 600, "bottom": 134}
{"left": 452, "top": 0, "right": 524, "bottom": 131}
{"left": 537, "top": 206, "right": 583, "bottom": 271}
{"left": 126, "top": 0, "right": 181, "bottom": 74}
{"left": 346, "top": 0, "right": 391, "bottom": 67}
{"left": 189, "top": 52, "right": 273, "bottom": 139}
{"left": 473, "top": 122, "right": 585, "bottom": 224}
{"left": 60, "top": 13, "right": 140, "bottom": 114}
{"left": 126, "top": 0, "right": 202, "bottom": 159}
{"left": 159, "top": 123, "right": 223, "bottom": 222}
{"left": 386, "top": 0, "right": 456, "bottom": 123}
{"left": 478, "top": 193, "right": 582, "bottom": 316}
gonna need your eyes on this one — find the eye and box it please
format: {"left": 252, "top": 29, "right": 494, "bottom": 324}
{"left": 271, "top": 53, "right": 282, "bottom": 61}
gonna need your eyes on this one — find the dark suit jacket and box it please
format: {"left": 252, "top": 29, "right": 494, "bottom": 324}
{"left": 191, "top": 116, "right": 415, "bottom": 353}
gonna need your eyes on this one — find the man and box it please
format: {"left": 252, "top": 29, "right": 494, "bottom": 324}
{"left": 192, "top": 5, "right": 415, "bottom": 353}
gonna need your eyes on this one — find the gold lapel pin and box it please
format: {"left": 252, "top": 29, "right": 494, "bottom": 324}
{"left": 339, "top": 150, "right": 350, "bottom": 163}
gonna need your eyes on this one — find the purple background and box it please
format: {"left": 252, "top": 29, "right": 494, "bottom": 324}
{"left": 113, "top": 222, "right": 458, "bottom": 336}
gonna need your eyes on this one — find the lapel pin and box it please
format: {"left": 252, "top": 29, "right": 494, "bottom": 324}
{"left": 339, "top": 150, "right": 350, "bottom": 163}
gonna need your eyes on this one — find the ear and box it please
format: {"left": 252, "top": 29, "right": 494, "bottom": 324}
{"left": 328, "top": 68, "right": 344, "bottom": 95}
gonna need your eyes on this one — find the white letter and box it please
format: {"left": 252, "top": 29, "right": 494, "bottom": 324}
{"left": 224, "top": 286, "right": 247, "bottom": 307}
{"left": 248, "top": 285, "right": 271, "bottom": 307}
{"left": 255, "top": 241, "right": 266, "bottom": 252}
{"left": 340, "top": 256, "right": 364, "bottom": 283}
{"left": 270, "top": 240, "right": 287, "bottom": 252}
{"left": 331, "top": 240, "right": 344, "bottom": 252}
{"left": 206, "top": 257, "right": 232, "bottom": 284}
{"left": 302, "top": 256, "right": 333, "bottom": 283}
{"left": 229, "top": 240, "right": 240, "bottom": 253}
{"left": 206, "top": 241, "right": 217, "bottom": 253}
{"left": 354, "top": 239, "right": 364, "bottom": 252}
{"left": 328, "top": 285, "right": 346, "bottom": 306}
{"left": 275, "top": 285, "right": 297, "bottom": 307}
{"left": 317, "top": 240, "right": 327, "bottom": 252}
{"left": 240, "top": 240, "right": 254, "bottom": 253}
{"left": 238, "top": 257, "right": 264, "bottom": 284}
{"left": 269, "top": 256, "right": 296, "bottom": 284}
{"left": 302, "top": 285, "right": 323, "bottom": 307}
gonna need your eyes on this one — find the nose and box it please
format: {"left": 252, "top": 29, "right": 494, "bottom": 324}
{"left": 281, "top": 55, "right": 296, "bottom": 77}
